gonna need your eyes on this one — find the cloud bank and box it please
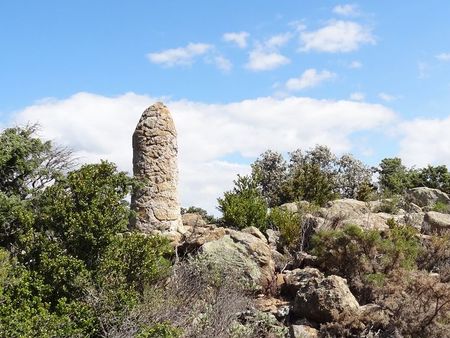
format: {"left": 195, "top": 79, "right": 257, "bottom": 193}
{"left": 12, "top": 92, "right": 397, "bottom": 214}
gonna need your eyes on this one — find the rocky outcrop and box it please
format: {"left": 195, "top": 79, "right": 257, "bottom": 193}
{"left": 290, "top": 268, "right": 359, "bottom": 323}
{"left": 186, "top": 227, "right": 275, "bottom": 289}
{"left": 423, "top": 211, "right": 450, "bottom": 234}
{"left": 317, "top": 199, "right": 392, "bottom": 230}
{"left": 131, "top": 102, "right": 184, "bottom": 236}
{"left": 406, "top": 187, "right": 450, "bottom": 209}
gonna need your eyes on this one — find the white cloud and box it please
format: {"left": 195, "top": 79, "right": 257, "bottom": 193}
{"left": 332, "top": 4, "right": 359, "bottom": 16}
{"left": 399, "top": 116, "right": 450, "bottom": 167}
{"left": 378, "top": 92, "right": 397, "bottom": 102}
{"left": 300, "top": 20, "right": 375, "bottom": 53}
{"left": 285, "top": 69, "right": 336, "bottom": 91}
{"left": 349, "top": 60, "right": 362, "bottom": 69}
{"left": 11, "top": 92, "right": 396, "bottom": 214}
{"left": 223, "top": 32, "right": 250, "bottom": 48}
{"left": 245, "top": 49, "right": 290, "bottom": 71}
{"left": 265, "top": 33, "right": 292, "bottom": 48}
{"left": 436, "top": 53, "right": 450, "bottom": 61}
{"left": 147, "top": 43, "right": 212, "bottom": 66}
{"left": 211, "top": 55, "right": 232, "bottom": 72}
{"left": 350, "top": 92, "right": 365, "bottom": 101}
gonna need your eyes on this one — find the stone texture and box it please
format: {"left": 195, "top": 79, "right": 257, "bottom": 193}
{"left": 289, "top": 325, "right": 319, "bottom": 338}
{"left": 197, "top": 228, "right": 275, "bottom": 289}
{"left": 317, "top": 199, "right": 391, "bottom": 230}
{"left": 406, "top": 187, "right": 450, "bottom": 209}
{"left": 423, "top": 211, "right": 450, "bottom": 234}
{"left": 131, "top": 102, "right": 184, "bottom": 235}
{"left": 291, "top": 268, "right": 359, "bottom": 323}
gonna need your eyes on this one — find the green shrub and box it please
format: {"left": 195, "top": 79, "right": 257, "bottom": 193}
{"left": 268, "top": 207, "right": 301, "bottom": 248}
{"left": 376, "top": 195, "right": 402, "bottom": 214}
{"left": 218, "top": 175, "right": 268, "bottom": 231}
{"left": 311, "top": 223, "right": 421, "bottom": 302}
{"left": 432, "top": 201, "right": 450, "bottom": 213}
{"left": 137, "top": 322, "right": 181, "bottom": 338}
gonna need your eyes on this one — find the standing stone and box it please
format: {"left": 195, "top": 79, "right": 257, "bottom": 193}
{"left": 131, "top": 102, "right": 183, "bottom": 236}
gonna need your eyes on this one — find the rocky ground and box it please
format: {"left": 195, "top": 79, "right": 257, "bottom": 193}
{"left": 173, "top": 187, "right": 450, "bottom": 337}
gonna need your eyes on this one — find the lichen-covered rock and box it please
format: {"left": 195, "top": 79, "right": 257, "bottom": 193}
{"left": 198, "top": 229, "right": 275, "bottom": 289}
{"left": 423, "top": 211, "right": 450, "bottom": 234}
{"left": 131, "top": 102, "right": 184, "bottom": 235}
{"left": 406, "top": 187, "right": 450, "bottom": 209}
{"left": 318, "top": 199, "right": 390, "bottom": 230}
{"left": 242, "top": 226, "right": 267, "bottom": 243}
{"left": 291, "top": 268, "right": 359, "bottom": 323}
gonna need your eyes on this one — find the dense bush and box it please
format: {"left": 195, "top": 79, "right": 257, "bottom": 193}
{"left": 311, "top": 223, "right": 421, "bottom": 302}
{"left": 0, "top": 127, "right": 173, "bottom": 336}
{"left": 217, "top": 175, "right": 268, "bottom": 231}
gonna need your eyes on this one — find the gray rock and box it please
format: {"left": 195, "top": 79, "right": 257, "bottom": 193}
{"left": 266, "top": 229, "right": 280, "bottom": 250}
{"left": 406, "top": 187, "right": 450, "bottom": 209}
{"left": 199, "top": 229, "right": 275, "bottom": 289}
{"left": 131, "top": 102, "right": 184, "bottom": 235}
{"left": 292, "top": 268, "right": 359, "bottom": 323}
{"left": 318, "top": 199, "right": 390, "bottom": 230}
{"left": 242, "top": 226, "right": 267, "bottom": 243}
{"left": 289, "top": 324, "right": 319, "bottom": 338}
{"left": 423, "top": 211, "right": 450, "bottom": 234}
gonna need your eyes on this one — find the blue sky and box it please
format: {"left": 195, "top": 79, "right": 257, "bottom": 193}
{"left": 1, "top": 1, "right": 450, "bottom": 213}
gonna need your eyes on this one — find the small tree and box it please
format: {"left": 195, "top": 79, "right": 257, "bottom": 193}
{"left": 251, "top": 150, "right": 289, "bottom": 207}
{"left": 217, "top": 175, "right": 268, "bottom": 231}
{"left": 288, "top": 145, "right": 338, "bottom": 206}
{"left": 377, "top": 157, "right": 410, "bottom": 195}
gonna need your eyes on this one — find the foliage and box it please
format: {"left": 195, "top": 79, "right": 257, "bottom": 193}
{"left": 336, "top": 154, "right": 373, "bottom": 199}
{"left": 0, "top": 127, "right": 174, "bottom": 336}
{"left": 251, "top": 150, "right": 289, "bottom": 207}
{"left": 375, "top": 195, "right": 402, "bottom": 214}
{"left": 108, "top": 256, "right": 251, "bottom": 338}
{"left": 377, "top": 158, "right": 450, "bottom": 195}
{"left": 288, "top": 146, "right": 338, "bottom": 206}
{"left": 268, "top": 207, "right": 301, "bottom": 248}
{"left": 377, "top": 157, "right": 410, "bottom": 195}
{"left": 417, "top": 234, "right": 450, "bottom": 282}
{"left": 374, "top": 270, "right": 450, "bottom": 337}
{"left": 136, "top": 323, "right": 181, "bottom": 338}
{"left": 218, "top": 174, "right": 268, "bottom": 231}
{"left": 268, "top": 203, "right": 318, "bottom": 251}
{"left": 0, "top": 125, "right": 72, "bottom": 198}
{"left": 311, "top": 223, "right": 421, "bottom": 302}
{"left": 97, "top": 232, "right": 172, "bottom": 293}
{"left": 432, "top": 200, "right": 450, "bottom": 213}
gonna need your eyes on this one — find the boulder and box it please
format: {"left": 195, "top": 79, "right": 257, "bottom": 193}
{"left": 242, "top": 226, "right": 267, "bottom": 243}
{"left": 318, "top": 199, "right": 389, "bottom": 230}
{"left": 199, "top": 229, "right": 275, "bottom": 289}
{"left": 182, "top": 212, "right": 207, "bottom": 228}
{"left": 289, "top": 325, "right": 319, "bottom": 338}
{"left": 423, "top": 211, "right": 450, "bottom": 234}
{"left": 291, "top": 268, "right": 359, "bottom": 323}
{"left": 266, "top": 229, "right": 280, "bottom": 250}
{"left": 406, "top": 187, "right": 450, "bottom": 209}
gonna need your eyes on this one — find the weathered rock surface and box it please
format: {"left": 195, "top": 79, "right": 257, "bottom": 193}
{"left": 183, "top": 225, "right": 275, "bottom": 288}
{"left": 291, "top": 268, "right": 359, "bottom": 323}
{"left": 317, "top": 199, "right": 391, "bottom": 230}
{"left": 406, "top": 187, "right": 450, "bottom": 209}
{"left": 289, "top": 324, "right": 319, "bottom": 338}
{"left": 131, "top": 102, "right": 184, "bottom": 235}
{"left": 423, "top": 211, "right": 450, "bottom": 234}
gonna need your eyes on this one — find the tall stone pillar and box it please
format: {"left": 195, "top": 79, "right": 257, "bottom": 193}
{"left": 131, "top": 102, "right": 183, "bottom": 235}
